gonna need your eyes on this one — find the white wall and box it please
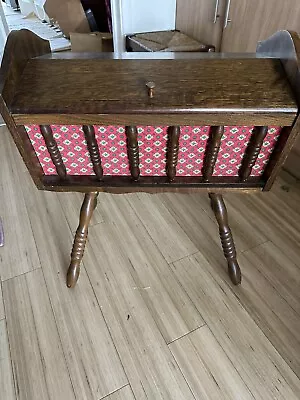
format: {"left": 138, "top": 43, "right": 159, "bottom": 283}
{"left": 122, "top": 0, "right": 176, "bottom": 35}
{"left": 111, "top": 0, "right": 176, "bottom": 53}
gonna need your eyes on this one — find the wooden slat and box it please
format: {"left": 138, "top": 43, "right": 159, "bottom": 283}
{"left": 166, "top": 126, "right": 180, "bottom": 181}
{"left": 95, "top": 193, "right": 204, "bottom": 343}
{"left": 228, "top": 193, "right": 300, "bottom": 266}
{"left": 234, "top": 246, "right": 300, "bottom": 376}
{"left": 246, "top": 241, "right": 300, "bottom": 314}
{"left": 82, "top": 125, "right": 103, "bottom": 180}
{"left": 125, "top": 126, "right": 140, "bottom": 180}
{"left": 41, "top": 175, "right": 264, "bottom": 194}
{"left": 39, "top": 124, "right": 67, "bottom": 178}
{"left": 0, "top": 128, "right": 40, "bottom": 281}
{"left": 0, "top": 320, "right": 15, "bottom": 400}
{"left": 20, "top": 173, "right": 128, "bottom": 399}
{"left": 239, "top": 126, "right": 268, "bottom": 181}
{"left": 2, "top": 269, "right": 75, "bottom": 400}
{"left": 171, "top": 253, "right": 300, "bottom": 399}
{"left": 0, "top": 284, "right": 4, "bottom": 320}
{"left": 127, "top": 193, "right": 198, "bottom": 264}
{"left": 160, "top": 191, "right": 267, "bottom": 256}
{"left": 83, "top": 221, "right": 196, "bottom": 399}
{"left": 202, "top": 126, "right": 224, "bottom": 181}
{"left": 13, "top": 111, "right": 297, "bottom": 127}
{"left": 169, "top": 326, "right": 253, "bottom": 399}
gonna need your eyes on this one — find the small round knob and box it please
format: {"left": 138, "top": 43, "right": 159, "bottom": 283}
{"left": 146, "top": 81, "right": 156, "bottom": 98}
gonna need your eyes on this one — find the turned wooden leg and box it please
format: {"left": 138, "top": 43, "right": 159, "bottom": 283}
{"left": 209, "top": 193, "right": 241, "bottom": 285}
{"left": 67, "top": 192, "right": 98, "bottom": 288}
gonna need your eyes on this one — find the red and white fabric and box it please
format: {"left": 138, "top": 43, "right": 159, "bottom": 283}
{"left": 25, "top": 125, "right": 281, "bottom": 177}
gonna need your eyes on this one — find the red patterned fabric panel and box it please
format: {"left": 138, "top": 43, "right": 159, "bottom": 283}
{"left": 25, "top": 125, "right": 281, "bottom": 177}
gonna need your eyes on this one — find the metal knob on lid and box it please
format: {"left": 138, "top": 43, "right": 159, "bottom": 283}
{"left": 146, "top": 81, "right": 156, "bottom": 98}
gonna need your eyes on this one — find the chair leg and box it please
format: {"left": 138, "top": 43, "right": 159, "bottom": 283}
{"left": 209, "top": 193, "right": 241, "bottom": 285}
{"left": 67, "top": 192, "right": 98, "bottom": 288}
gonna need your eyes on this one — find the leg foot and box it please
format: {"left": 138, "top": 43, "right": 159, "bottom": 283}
{"left": 228, "top": 259, "right": 241, "bottom": 285}
{"left": 66, "top": 192, "right": 98, "bottom": 288}
{"left": 67, "top": 260, "right": 81, "bottom": 288}
{"left": 209, "top": 193, "right": 241, "bottom": 285}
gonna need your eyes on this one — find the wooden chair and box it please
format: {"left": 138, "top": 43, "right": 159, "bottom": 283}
{"left": 0, "top": 29, "right": 299, "bottom": 288}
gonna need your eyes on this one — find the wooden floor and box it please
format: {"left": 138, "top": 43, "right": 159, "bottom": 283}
{"left": 1, "top": 125, "right": 300, "bottom": 400}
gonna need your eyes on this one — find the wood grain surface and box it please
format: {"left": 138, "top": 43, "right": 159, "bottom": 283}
{"left": 171, "top": 253, "right": 300, "bottom": 399}
{"left": 10, "top": 59, "right": 297, "bottom": 121}
{"left": 170, "top": 325, "right": 253, "bottom": 399}
{"left": 0, "top": 284, "right": 4, "bottom": 320}
{"left": 3, "top": 270, "right": 75, "bottom": 400}
{"left": 1, "top": 127, "right": 300, "bottom": 399}
{"left": 105, "top": 386, "right": 135, "bottom": 400}
{"left": 0, "top": 319, "right": 15, "bottom": 400}
{"left": 0, "top": 128, "right": 40, "bottom": 281}
{"left": 19, "top": 177, "right": 128, "bottom": 399}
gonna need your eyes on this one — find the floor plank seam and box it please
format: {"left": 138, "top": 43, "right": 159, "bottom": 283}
{"left": 239, "top": 239, "right": 269, "bottom": 254}
{"left": 167, "top": 323, "right": 207, "bottom": 345}
{"left": 202, "top": 325, "right": 256, "bottom": 400}
{"left": 57, "top": 193, "right": 105, "bottom": 235}
{"left": 25, "top": 275, "right": 52, "bottom": 400}
{"left": 267, "top": 238, "right": 300, "bottom": 272}
{"left": 2, "top": 130, "right": 300, "bottom": 400}
{"left": 2, "top": 290, "right": 19, "bottom": 400}
{"left": 83, "top": 262, "right": 131, "bottom": 394}
{"left": 2, "top": 144, "right": 42, "bottom": 281}
{"left": 230, "top": 258, "right": 300, "bottom": 346}
{"left": 166, "top": 250, "right": 200, "bottom": 265}
{"left": 168, "top": 347, "right": 198, "bottom": 400}
{"left": 124, "top": 194, "right": 198, "bottom": 262}
{"left": 180, "top": 251, "right": 300, "bottom": 391}
{"left": 38, "top": 266, "right": 78, "bottom": 400}
{"left": 56, "top": 194, "right": 77, "bottom": 234}
{"left": 166, "top": 252, "right": 260, "bottom": 392}
{"left": 71, "top": 220, "right": 105, "bottom": 235}
{"left": 1, "top": 266, "right": 42, "bottom": 283}
{"left": 98, "top": 384, "right": 132, "bottom": 400}
{"left": 83, "top": 242, "right": 201, "bottom": 399}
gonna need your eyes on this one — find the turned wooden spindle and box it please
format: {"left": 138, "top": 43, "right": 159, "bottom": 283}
{"left": 166, "top": 126, "right": 180, "bottom": 181}
{"left": 40, "top": 125, "right": 66, "bottom": 178}
{"left": 67, "top": 192, "right": 98, "bottom": 288}
{"left": 202, "top": 126, "right": 224, "bottom": 181}
{"left": 125, "top": 126, "right": 140, "bottom": 180}
{"left": 239, "top": 126, "right": 268, "bottom": 181}
{"left": 82, "top": 125, "right": 103, "bottom": 180}
{"left": 209, "top": 193, "right": 241, "bottom": 285}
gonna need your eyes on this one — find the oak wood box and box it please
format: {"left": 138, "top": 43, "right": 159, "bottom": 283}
{"left": 1, "top": 29, "right": 299, "bottom": 287}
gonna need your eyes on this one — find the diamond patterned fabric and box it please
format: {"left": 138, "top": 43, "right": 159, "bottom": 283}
{"left": 25, "top": 125, "right": 281, "bottom": 177}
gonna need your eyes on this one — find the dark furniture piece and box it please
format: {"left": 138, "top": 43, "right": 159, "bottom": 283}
{"left": 1, "top": 29, "right": 299, "bottom": 288}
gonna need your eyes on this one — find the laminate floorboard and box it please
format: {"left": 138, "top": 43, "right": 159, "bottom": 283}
{"left": 0, "top": 319, "right": 15, "bottom": 400}
{"left": 0, "top": 128, "right": 40, "bottom": 281}
{"left": 1, "top": 126, "right": 300, "bottom": 399}
{"left": 0, "top": 283, "right": 4, "bottom": 320}
{"left": 2, "top": 270, "right": 75, "bottom": 400}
